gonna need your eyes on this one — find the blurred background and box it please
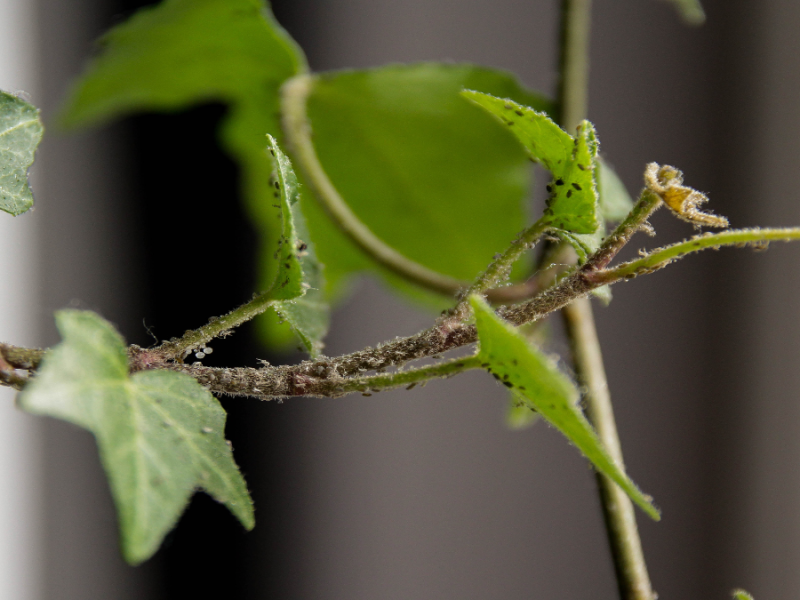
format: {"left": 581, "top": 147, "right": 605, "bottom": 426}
{"left": 1, "top": 0, "right": 798, "bottom": 598}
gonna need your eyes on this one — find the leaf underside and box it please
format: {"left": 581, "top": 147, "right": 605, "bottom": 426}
{"left": 18, "top": 310, "right": 254, "bottom": 565}
{"left": 470, "top": 296, "right": 660, "bottom": 520}
{"left": 265, "top": 135, "right": 329, "bottom": 356}
{"left": 0, "top": 91, "right": 43, "bottom": 216}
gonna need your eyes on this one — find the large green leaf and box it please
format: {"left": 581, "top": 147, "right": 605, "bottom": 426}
{"left": 304, "top": 64, "right": 552, "bottom": 299}
{"left": 470, "top": 296, "right": 659, "bottom": 520}
{"left": 59, "top": 0, "right": 307, "bottom": 335}
{"left": 462, "top": 90, "right": 599, "bottom": 235}
{"left": 0, "top": 91, "right": 43, "bottom": 216}
{"left": 732, "top": 591, "right": 754, "bottom": 600}
{"left": 265, "top": 135, "right": 329, "bottom": 356}
{"left": 60, "top": 0, "right": 552, "bottom": 332}
{"left": 18, "top": 310, "right": 254, "bottom": 565}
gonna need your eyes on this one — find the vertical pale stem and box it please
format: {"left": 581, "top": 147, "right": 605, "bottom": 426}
{"left": 563, "top": 300, "right": 656, "bottom": 600}
{"left": 557, "top": 0, "right": 656, "bottom": 598}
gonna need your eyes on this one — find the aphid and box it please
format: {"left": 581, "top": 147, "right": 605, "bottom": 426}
{"left": 514, "top": 109, "right": 524, "bottom": 116}
{"left": 555, "top": 178, "right": 565, "bottom": 186}
{"left": 571, "top": 182, "right": 582, "bottom": 191}
{"left": 297, "top": 241, "right": 308, "bottom": 251}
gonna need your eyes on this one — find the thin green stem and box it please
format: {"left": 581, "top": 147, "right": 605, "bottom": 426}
{"left": 557, "top": 1, "right": 656, "bottom": 598}
{"left": 597, "top": 227, "right": 800, "bottom": 283}
{"left": 155, "top": 293, "right": 277, "bottom": 359}
{"left": 279, "top": 74, "right": 537, "bottom": 305}
{"left": 585, "top": 190, "right": 662, "bottom": 270}
{"left": 452, "top": 217, "right": 550, "bottom": 317}
{"left": 557, "top": 0, "right": 592, "bottom": 133}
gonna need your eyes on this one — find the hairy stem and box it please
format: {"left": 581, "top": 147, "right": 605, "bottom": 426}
{"left": 279, "top": 74, "right": 538, "bottom": 304}
{"left": 563, "top": 300, "right": 655, "bottom": 600}
{"left": 154, "top": 293, "right": 278, "bottom": 359}
{"left": 557, "top": 0, "right": 656, "bottom": 598}
{"left": 0, "top": 344, "right": 44, "bottom": 370}
{"left": 598, "top": 227, "right": 800, "bottom": 283}
{"left": 452, "top": 217, "right": 550, "bottom": 317}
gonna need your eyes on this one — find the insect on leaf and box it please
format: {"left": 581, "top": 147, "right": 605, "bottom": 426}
{"left": 462, "top": 91, "right": 599, "bottom": 236}
{"left": 265, "top": 135, "right": 329, "bottom": 356}
{"left": 470, "top": 295, "right": 660, "bottom": 520}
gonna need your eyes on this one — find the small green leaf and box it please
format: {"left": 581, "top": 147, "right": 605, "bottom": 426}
{"left": 461, "top": 91, "right": 599, "bottom": 235}
{"left": 598, "top": 158, "right": 634, "bottom": 222}
{"left": 265, "top": 135, "right": 329, "bottom": 356}
{"left": 470, "top": 295, "right": 660, "bottom": 520}
{"left": 304, "top": 64, "right": 552, "bottom": 300}
{"left": 0, "top": 91, "right": 43, "bottom": 216}
{"left": 18, "top": 310, "right": 254, "bottom": 564}
{"left": 732, "top": 590, "right": 754, "bottom": 600}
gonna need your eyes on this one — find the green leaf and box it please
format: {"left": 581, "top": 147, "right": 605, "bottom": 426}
{"left": 303, "top": 64, "right": 552, "bottom": 299}
{"left": 265, "top": 135, "right": 329, "bottom": 356}
{"left": 58, "top": 0, "right": 308, "bottom": 344}
{"left": 470, "top": 295, "right": 660, "bottom": 520}
{"left": 0, "top": 91, "right": 43, "bottom": 216}
{"left": 18, "top": 310, "right": 254, "bottom": 565}
{"left": 462, "top": 91, "right": 599, "bottom": 235}
{"left": 598, "top": 158, "right": 634, "bottom": 222}
{"left": 732, "top": 590, "right": 754, "bottom": 600}
{"left": 59, "top": 0, "right": 305, "bottom": 128}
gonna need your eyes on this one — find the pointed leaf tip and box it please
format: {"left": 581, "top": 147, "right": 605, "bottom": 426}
{"left": 470, "top": 295, "right": 660, "bottom": 520}
{"left": 18, "top": 310, "right": 254, "bottom": 564}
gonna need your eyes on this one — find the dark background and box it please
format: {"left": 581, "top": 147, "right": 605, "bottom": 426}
{"left": 15, "top": 0, "right": 800, "bottom": 598}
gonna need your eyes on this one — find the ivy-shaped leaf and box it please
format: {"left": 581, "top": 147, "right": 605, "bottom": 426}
{"left": 0, "top": 91, "right": 43, "bottom": 216}
{"left": 265, "top": 135, "right": 329, "bottom": 356}
{"left": 18, "top": 310, "right": 254, "bottom": 565}
{"left": 470, "top": 295, "right": 660, "bottom": 520}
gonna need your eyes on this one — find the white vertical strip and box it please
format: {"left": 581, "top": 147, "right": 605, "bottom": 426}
{"left": 0, "top": 0, "right": 43, "bottom": 598}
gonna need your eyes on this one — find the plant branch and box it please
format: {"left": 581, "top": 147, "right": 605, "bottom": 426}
{"left": 279, "top": 74, "right": 538, "bottom": 305}
{"left": 451, "top": 217, "right": 550, "bottom": 317}
{"left": 563, "top": 299, "right": 655, "bottom": 600}
{"left": 557, "top": 1, "right": 656, "bottom": 598}
{"left": 557, "top": 0, "right": 592, "bottom": 133}
{"left": 597, "top": 227, "right": 800, "bottom": 283}
{"left": 3, "top": 219, "right": 797, "bottom": 398}
{"left": 154, "top": 293, "right": 278, "bottom": 359}
{"left": 0, "top": 343, "right": 44, "bottom": 370}
{"left": 174, "top": 354, "right": 483, "bottom": 399}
